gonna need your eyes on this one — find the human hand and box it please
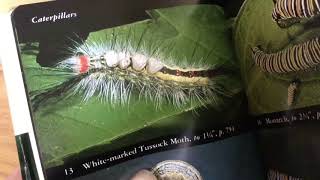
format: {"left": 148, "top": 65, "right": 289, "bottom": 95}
{"left": 130, "top": 169, "right": 157, "bottom": 180}
{"left": 6, "top": 168, "right": 22, "bottom": 180}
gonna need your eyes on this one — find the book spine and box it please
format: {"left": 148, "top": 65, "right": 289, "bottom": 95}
{"left": 15, "top": 133, "right": 39, "bottom": 180}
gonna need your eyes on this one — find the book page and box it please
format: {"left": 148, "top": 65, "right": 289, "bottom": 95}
{"left": 234, "top": 0, "right": 320, "bottom": 179}
{"left": 6, "top": 0, "right": 264, "bottom": 179}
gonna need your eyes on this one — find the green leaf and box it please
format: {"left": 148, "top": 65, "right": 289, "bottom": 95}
{"left": 21, "top": 5, "right": 241, "bottom": 167}
{"left": 234, "top": 0, "right": 320, "bottom": 114}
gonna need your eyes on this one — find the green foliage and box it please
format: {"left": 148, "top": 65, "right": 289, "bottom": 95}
{"left": 234, "top": 0, "right": 320, "bottom": 114}
{"left": 21, "top": 5, "right": 241, "bottom": 167}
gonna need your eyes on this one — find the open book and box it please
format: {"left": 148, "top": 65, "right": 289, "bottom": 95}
{"left": 1, "top": 0, "right": 319, "bottom": 179}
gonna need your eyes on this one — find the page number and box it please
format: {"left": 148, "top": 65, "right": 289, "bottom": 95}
{"left": 64, "top": 168, "right": 74, "bottom": 176}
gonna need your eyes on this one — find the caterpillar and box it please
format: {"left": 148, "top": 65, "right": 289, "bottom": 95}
{"left": 251, "top": 37, "right": 320, "bottom": 74}
{"left": 287, "top": 80, "right": 300, "bottom": 107}
{"left": 272, "top": 0, "right": 320, "bottom": 27}
{"left": 267, "top": 169, "right": 303, "bottom": 180}
{"left": 30, "top": 35, "right": 232, "bottom": 111}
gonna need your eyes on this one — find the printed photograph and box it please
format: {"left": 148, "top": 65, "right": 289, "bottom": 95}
{"left": 8, "top": 0, "right": 320, "bottom": 179}
{"left": 18, "top": 4, "right": 245, "bottom": 171}
{"left": 234, "top": 0, "right": 320, "bottom": 114}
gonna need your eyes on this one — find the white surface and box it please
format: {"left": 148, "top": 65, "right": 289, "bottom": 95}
{"left": 0, "top": 13, "right": 31, "bottom": 137}
{"left": 0, "top": 13, "right": 45, "bottom": 180}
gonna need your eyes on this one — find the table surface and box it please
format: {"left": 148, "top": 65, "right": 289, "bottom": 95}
{"left": 0, "top": 66, "right": 19, "bottom": 179}
{"left": 0, "top": 1, "right": 49, "bottom": 179}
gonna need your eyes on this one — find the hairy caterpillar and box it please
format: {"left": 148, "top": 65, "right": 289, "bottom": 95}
{"left": 287, "top": 80, "right": 300, "bottom": 107}
{"left": 251, "top": 37, "right": 320, "bottom": 74}
{"left": 272, "top": 0, "right": 320, "bottom": 27}
{"left": 267, "top": 169, "right": 303, "bottom": 180}
{"left": 30, "top": 30, "right": 232, "bottom": 111}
